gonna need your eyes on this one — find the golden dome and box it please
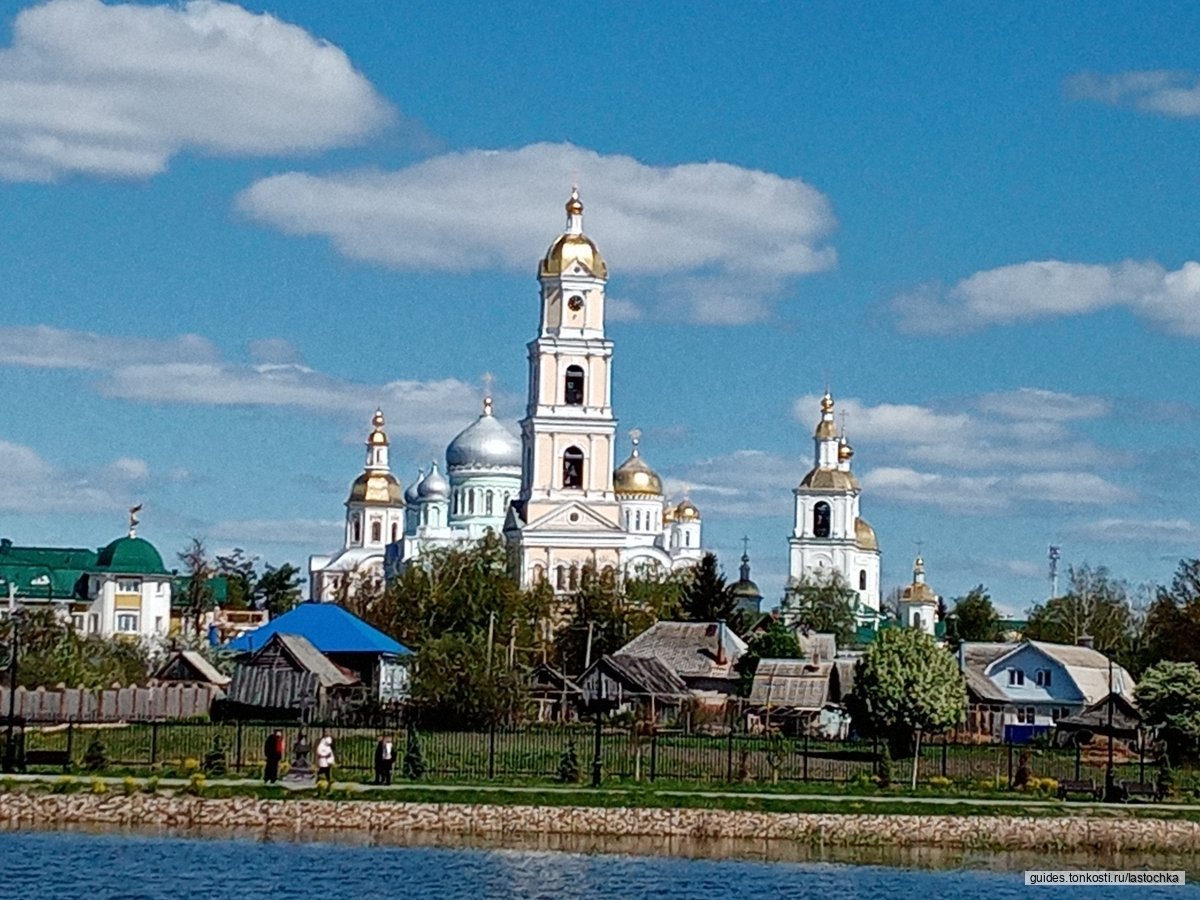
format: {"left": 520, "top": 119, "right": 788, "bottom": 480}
{"left": 820, "top": 391, "right": 834, "bottom": 413}
{"left": 814, "top": 391, "right": 838, "bottom": 440}
{"left": 854, "top": 517, "right": 878, "bottom": 551}
{"left": 348, "top": 471, "right": 404, "bottom": 505}
{"left": 540, "top": 187, "right": 607, "bottom": 279}
{"left": 838, "top": 439, "right": 854, "bottom": 462}
{"left": 901, "top": 581, "right": 938, "bottom": 603}
{"left": 663, "top": 504, "right": 677, "bottom": 523}
{"left": 798, "top": 467, "right": 860, "bottom": 491}
{"left": 367, "top": 408, "right": 388, "bottom": 446}
{"left": 676, "top": 498, "right": 701, "bottom": 520}
{"left": 614, "top": 431, "right": 662, "bottom": 496}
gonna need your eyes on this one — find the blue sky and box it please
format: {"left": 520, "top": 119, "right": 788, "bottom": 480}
{"left": 0, "top": 0, "right": 1198, "bottom": 614}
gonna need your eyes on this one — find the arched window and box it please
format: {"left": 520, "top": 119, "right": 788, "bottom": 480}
{"left": 485, "top": 490, "right": 494, "bottom": 515}
{"left": 564, "top": 365, "right": 585, "bottom": 406}
{"left": 452, "top": 491, "right": 460, "bottom": 515}
{"left": 813, "top": 501, "right": 831, "bottom": 538}
{"left": 685, "top": 531, "right": 691, "bottom": 547}
{"left": 635, "top": 510, "right": 642, "bottom": 531}
{"left": 563, "top": 446, "right": 584, "bottom": 488}
{"left": 468, "top": 490, "right": 475, "bottom": 514}
{"left": 391, "top": 522, "right": 399, "bottom": 543}
{"left": 351, "top": 517, "right": 361, "bottom": 543}
{"left": 625, "top": 511, "right": 631, "bottom": 530}
{"left": 533, "top": 564, "right": 545, "bottom": 585}
{"left": 569, "top": 564, "right": 579, "bottom": 591}
{"left": 371, "top": 521, "right": 382, "bottom": 543}
{"left": 858, "top": 569, "right": 867, "bottom": 590}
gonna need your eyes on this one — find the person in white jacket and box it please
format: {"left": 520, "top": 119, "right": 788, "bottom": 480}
{"left": 315, "top": 734, "right": 336, "bottom": 783}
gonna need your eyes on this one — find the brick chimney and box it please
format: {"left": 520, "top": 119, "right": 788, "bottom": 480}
{"left": 715, "top": 619, "right": 727, "bottom": 666}
{"left": 1077, "top": 634, "right": 1094, "bottom": 649}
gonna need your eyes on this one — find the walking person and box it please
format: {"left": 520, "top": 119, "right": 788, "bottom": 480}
{"left": 316, "top": 733, "right": 336, "bottom": 784}
{"left": 374, "top": 734, "right": 394, "bottom": 786}
{"left": 263, "top": 729, "right": 284, "bottom": 784}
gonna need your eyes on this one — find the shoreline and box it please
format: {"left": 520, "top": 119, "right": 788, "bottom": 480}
{"left": 3, "top": 792, "right": 1200, "bottom": 854}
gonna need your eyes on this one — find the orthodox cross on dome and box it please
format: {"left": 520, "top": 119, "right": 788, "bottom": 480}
{"left": 741, "top": 535, "right": 750, "bottom": 559}
{"left": 482, "top": 372, "right": 495, "bottom": 415}
{"left": 629, "top": 427, "right": 642, "bottom": 456}
{"left": 128, "top": 503, "right": 143, "bottom": 538}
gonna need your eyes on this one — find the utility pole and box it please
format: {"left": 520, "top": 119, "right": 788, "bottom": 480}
{"left": 583, "top": 620, "right": 595, "bottom": 671}
{"left": 486, "top": 610, "right": 496, "bottom": 671}
{"left": 3, "top": 611, "right": 20, "bottom": 774}
{"left": 1048, "top": 545, "right": 1061, "bottom": 600}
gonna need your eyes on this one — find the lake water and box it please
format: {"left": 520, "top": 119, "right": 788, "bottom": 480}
{"left": 2, "top": 828, "right": 1194, "bottom": 898}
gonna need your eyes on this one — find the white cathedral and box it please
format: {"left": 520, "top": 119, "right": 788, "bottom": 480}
{"left": 309, "top": 189, "right": 705, "bottom": 600}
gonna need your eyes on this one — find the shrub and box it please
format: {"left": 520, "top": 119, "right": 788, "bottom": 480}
{"left": 183, "top": 773, "right": 206, "bottom": 797}
{"left": 144, "top": 777, "right": 160, "bottom": 795}
{"left": 182, "top": 757, "right": 200, "bottom": 774}
{"left": 203, "top": 736, "right": 228, "bottom": 778}
{"left": 83, "top": 734, "right": 108, "bottom": 772}
{"left": 557, "top": 741, "right": 581, "bottom": 784}
{"left": 315, "top": 778, "right": 330, "bottom": 796}
{"left": 50, "top": 776, "right": 77, "bottom": 794}
{"left": 122, "top": 776, "right": 139, "bottom": 796}
{"left": 1013, "top": 749, "right": 1033, "bottom": 789}
{"left": 927, "top": 775, "right": 953, "bottom": 788}
{"left": 89, "top": 778, "right": 108, "bottom": 795}
{"left": 403, "top": 727, "right": 426, "bottom": 780}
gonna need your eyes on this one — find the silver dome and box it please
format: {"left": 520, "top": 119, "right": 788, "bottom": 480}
{"left": 446, "top": 399, "right": 522, "bottom": 471}
{"left": 404, "top": 469, "right": 424, "bottom": 504}
{"left": 418, "top": 461, "right": 449, "bottom": 500}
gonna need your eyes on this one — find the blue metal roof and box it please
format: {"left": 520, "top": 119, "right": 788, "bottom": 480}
{"left": 226, "top": 602, "right": 411, "bottom": 656}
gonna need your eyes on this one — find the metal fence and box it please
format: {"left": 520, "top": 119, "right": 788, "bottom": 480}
{"left": 6, "top": 720, "right": 1159, "bottom": 787}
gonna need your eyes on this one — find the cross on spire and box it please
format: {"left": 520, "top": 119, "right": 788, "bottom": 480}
{"left": 741, "top": 535, "right": 750, "bottom": 557}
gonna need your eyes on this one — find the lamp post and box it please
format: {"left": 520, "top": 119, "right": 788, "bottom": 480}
{"left": 1104, "top": 653, "right": 1117, "bottom": 802}
{"left": 2, "top": 608, "right": 21, "bottom": 774}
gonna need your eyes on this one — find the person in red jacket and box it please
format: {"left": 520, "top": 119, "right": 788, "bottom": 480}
{"left": 263, "top": 729, "right": 284, "bottom": 783}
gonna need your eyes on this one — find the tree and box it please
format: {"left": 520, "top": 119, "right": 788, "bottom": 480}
{"left": 255, "top": 562, "right": 304, "bottom": 618}
{"left": 847, "top": 628, "right": 966, "bottom": 758}
{"left": 1025, "top": 564, "right": 1135, "bottom": 667}
{"left": 679, "top": 552, "right": 742, "bottom": 630}
{"left": 214, "top": 548, "right": 257, "bottom": 610}
{"left": 1142, "top": 559, "right": 1200, "bottom": 669}
{"left": 0, "top": 608, "right": 148, "bottom": 689}
{"left": 782, "top": 570, "right": 858, "bottom": 648}
{"left": 1136, "top": 661, "right": 1200, "bottom": 765}
{"left": 950, "top": 585, "right": 1001, "bottom": 644}
{"left": 408, "top": 631, "right": 527, "bottom": 728}
{"left": 402, "top": 726, "right": 426, "bottom": 779}
{"left": 734, "top": 619, "right": 803, "bottom": 696}
{"left": 178, "top": 538, "right": 214, "bottom": 639}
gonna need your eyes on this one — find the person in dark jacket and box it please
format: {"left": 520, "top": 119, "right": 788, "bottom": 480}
{"left": 263, "top": 729, "right": 284, "bottom": 783}
{"left": 374, "top": 734, "right": 395, "bottom": 785}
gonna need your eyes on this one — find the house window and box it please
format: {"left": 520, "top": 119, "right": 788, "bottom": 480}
{"left": 1035, "top": 668, "right": 1052, "bottom": 687}
{"left": 569, "top": 565, "right": 579, "bottom": 591}
{"left": 813, "top": 502, "right": 831, "bottom": 538}
{"left": 116, "top": 613, "right": 139, "bottom": 633}
{"left": 371, "top": 521, "right": 382, "bottom": 543}
{"left": 88, "top": 614, "right": 99, "bottom": 634}
{"left": 154, "top": 616, "right": 164, "bottom": 634}
{"left": 563, "top": 447, "right": 584, "bottom": 488}
{"left": 70, "top": 613, "right": 84, "bottom": 632}
{"left": 1008, "top": 668, "right": 1025, "bottom": 687}
{"left": 116, "top": 578, "right": 141, "bottom": 593}
{"left": 859, "top": 569, "right": 867, "bottom": 590}
{"left": 564, "top": 365, "right": 585, "bottom": 406}
{"left": 556, "top": 565, "right": 566, "bottom": 591}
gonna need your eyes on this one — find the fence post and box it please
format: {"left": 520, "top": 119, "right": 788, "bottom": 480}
{"left": 726, "top": 730, "right": 734, "bottom": 782}
{"left": 487, "top": 723, "right": 497, "bottom": 780}
{"left": 649, "top": 731, "right": 657, "bottom": 782}
{"left": 1007, "top": 742, "right": 1014, "bottom": 788}
{"left": 803, "top": 731, "right": 809, "bottom": 783}
{"left": 235, "top": 720, "right": 244, "bottom": 773}
{"left": 1074, "top": 741, "right": 1082, "bottom": 781}
{"left": 65, "top": 721, "right": 74, "bottom": 769}
{"left": 941, "top": 735, "right": 948, "bottom": 778}
{"left": 150, "top": 719, "right": 158, "bottom": 767}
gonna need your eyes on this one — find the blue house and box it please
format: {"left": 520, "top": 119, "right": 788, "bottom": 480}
{"left": 227, "top": 602, "right": 412, "bottom": 701}
{"left": 959, "top": 639, "right": 1135, "bottom": 743}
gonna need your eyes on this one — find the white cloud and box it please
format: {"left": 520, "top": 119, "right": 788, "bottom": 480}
{"left": 891, "top": 259, "right": 1200, "bottom": 337}
{"left": 0, "top": 0, "right": 393, "bottom": 181}
{"left": 861, "top": 466, "right": 1130, "bottom": 512}
{"left": 1066, "top": 70, "right": 1200, "bottom": 118}
{"left": 665, "top": 449, "right": 800, "bottom": 519}
{"left": 1071, "top": 517, "right": 1200, "bottom": 545}
{"left": 977, "top": 388, "right": 1110, "bottom": 422}
{"left": 207, "top": 517, "right": 342, "bottom": 548}
{"left": 237, "top": 142, "right": 837, "bottom": 324}
{"left": 0, "top": 439, "right": 147, "bottom": 513}
{"left": 0, "top": 324, "right": 217, "bottom": 368}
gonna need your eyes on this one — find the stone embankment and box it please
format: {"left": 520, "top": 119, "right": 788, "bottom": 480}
{"left": 1, "top": 793, "right": 1196, "bottom": 852}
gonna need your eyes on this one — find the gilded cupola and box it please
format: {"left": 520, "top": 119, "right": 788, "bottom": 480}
{"left": 540, "top": 186, "right": 608, "bottom": 279}
{"left": 675, "top": 498, "right": 701, "bottom": 520}
{"left": 814, "top": 391, "right": 838, "bottom": 441}
{"left": 613, "top": 430, "right": 663, "bottom": 497}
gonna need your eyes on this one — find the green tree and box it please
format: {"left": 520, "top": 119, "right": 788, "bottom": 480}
{"left": 408, "top": 631, "right": 527, "bottom": 728}
{"left": 734, "top": 619, "right": 803, "bottom": 696}
{"left": 848, "top": 628, "right": 966, "bottom": 758}
{"left": 1136, "top": 661, "right": 1200, "bottom": 765}
{"left": 402, "top": 726, "right": 426, "bottom": 779}
{"left": 950, "top": 585, "right": 1001, "bottom": 643}
{"left": 679, "top": 552, "right": 742, "bottom": 630}
{"left": 178, "top": 537, "right": 215, "bottom": 639}
{"left": 782, "top": 570, "right": 858, "bottom": 648}
{"left": 1025, "top": 564, "right": 1135, "bottom": 667}
{"left": 214, "top": 548, "right": 257, "bottom": 610}
{"left": 1142, "top": 559, "right": 1200, "bottom": 669}
{"left": 255, "top": 562, "right": 305, "bottom": 618}
{"left": 0, "top": 608, "right": 148, "bottom": 689}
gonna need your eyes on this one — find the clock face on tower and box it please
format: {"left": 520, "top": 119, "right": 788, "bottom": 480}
{"left": 567, "top": 295, "right": 584, "bottom": 312}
